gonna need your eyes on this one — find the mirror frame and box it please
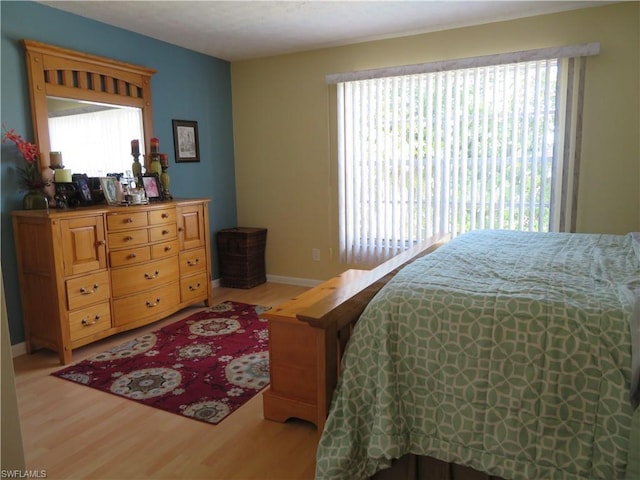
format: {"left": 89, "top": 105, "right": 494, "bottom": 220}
{"left": 23, "top": 39, "right": 157, "bottom": 171}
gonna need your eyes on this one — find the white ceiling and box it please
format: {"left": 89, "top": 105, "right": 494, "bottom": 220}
{"left": 38, "top": 1, "right": 614, "bottom": 62}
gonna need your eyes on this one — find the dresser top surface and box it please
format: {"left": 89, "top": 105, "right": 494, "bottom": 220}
{"left": 11, "top": 198, "right": 210, "bottom": 218}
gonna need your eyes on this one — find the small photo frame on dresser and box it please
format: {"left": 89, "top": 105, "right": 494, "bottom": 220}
{"left": 99, "top": 177, "right": 119, "bottom": 205}
{"left": 74, "top": 176, "right": 93, "bottom": 204}
{"left": 141, "top": 174, "right": 162, "bottom": 201}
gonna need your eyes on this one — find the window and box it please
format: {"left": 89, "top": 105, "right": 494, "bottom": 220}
{"left": 330, "top": 44, "right": 599, "bottom": 264}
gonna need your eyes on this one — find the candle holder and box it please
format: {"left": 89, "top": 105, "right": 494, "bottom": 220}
{"left": 51, "top": 154, "right": 72, "bottom": 185}
{"left": 132, "top": 153, "right": 142, "bottom": 177}
{"left": 149, "top": 153, "right": 162, "bottom": 176}
{"left": 160, "top": 154, "right": 172, "bottom": 200}
{"left": 150, "top": 137, "right": 160, "bottom": 154}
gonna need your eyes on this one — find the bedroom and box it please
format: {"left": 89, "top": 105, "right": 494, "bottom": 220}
{"left": 2, "top": 1, "right": 639, "bottom": 478}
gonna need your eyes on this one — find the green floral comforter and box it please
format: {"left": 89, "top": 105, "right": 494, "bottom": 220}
{"left": 315, "top": 230, "right": 640, "bottom": 480}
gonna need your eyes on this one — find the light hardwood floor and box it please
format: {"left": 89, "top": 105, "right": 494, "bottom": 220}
{"left": 12, "top": 282, "right": 319, "bottom": 480}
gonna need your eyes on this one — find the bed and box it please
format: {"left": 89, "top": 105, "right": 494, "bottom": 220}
{"left": 307, "top": 230, "right": 640, "bottom": 480}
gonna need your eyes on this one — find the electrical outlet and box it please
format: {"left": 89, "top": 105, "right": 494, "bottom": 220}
{"left": 312, "top": 248, "right": 321, "bottom": 261}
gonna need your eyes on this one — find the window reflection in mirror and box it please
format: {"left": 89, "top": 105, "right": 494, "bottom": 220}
{"left": 47, "top": 97, "right": 144, "bottom": 177}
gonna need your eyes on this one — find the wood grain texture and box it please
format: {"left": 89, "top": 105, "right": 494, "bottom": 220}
{"left": 23, "top": 39, "right": 156, "bottom": 168}
{"left": 13, "top": 282, "right": 318, "bottom": 479}
{"left": 285, "top": 236, "right": 449, "bottom": 430}
{"left": 262, "top": 269, "right": 369, "bottom": 430}
{"left": 297, "top": 235, "right": 449, "bottom": 329}
{"left": 12, "top": 200, "right": 214, "bottom": 364}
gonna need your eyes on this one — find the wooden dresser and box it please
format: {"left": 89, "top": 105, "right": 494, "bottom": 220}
{"left": 11, "top": 199, "right": 214, "bottom": 364}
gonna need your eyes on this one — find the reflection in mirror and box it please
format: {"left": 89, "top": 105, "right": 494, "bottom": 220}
{"left": 24, "top": 39, "right": 156, "bottom": 178}
{"left": 47, "top": 97, "right": 144, "bottom": 177}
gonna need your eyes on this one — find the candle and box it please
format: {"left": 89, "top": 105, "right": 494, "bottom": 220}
{"left": 131, "top": 139, "right": 140, "bottom": 155}
{"left": 160, "top": 153, "right": 168, "bottom": 167}
{"left": 50, "top": 151, "right": 63, "bottom": 168}
{"left": 150, "top": 137, "right": 159, "bottom": 153}
{"left": 54, "top": 169, "right": 72, "bottom": 183}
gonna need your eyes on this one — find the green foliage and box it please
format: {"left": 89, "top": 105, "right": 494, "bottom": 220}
{"left": 349, "top": 60, "right": 558, "bottom": 239}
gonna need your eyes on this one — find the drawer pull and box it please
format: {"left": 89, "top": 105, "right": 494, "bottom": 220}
{"left": 164, "top": 246, "right": 172, "bottom": 252}
{"left": 80, "top": 284, "right": 99, "bottom": 295}
{"left": 128, "top": 253, "right": 137, "bottom": 259}
{"left": 144, "top": 270, "right": 160, "bottom": 280}
{"left": 146, "top": 298, "right": 161, "bottom": 308}
{"left": 126, "top": 217, "right": 135, "bottom": 223}
{"left": 96, "top": 240, "right": 106, "bottom": 246}
{"left": 161, "top": 213, "right": 169, "bottom": 218}
{"left": 162, "top": 230, "right": 170, "bottom": 235}
{"left": 189, "top": 283, "right": 201, "bottom": 291}
{"left": 125, "top": 235, "right": 134, "bottom": 241}
{"left": 187, "top": 258, "right": 200, "bottom": 266}
{"left": 81, "top": 315, "right": 100, "bottom": 326}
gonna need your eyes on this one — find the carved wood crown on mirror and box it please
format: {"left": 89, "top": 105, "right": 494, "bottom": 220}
{"left": 23, "top": 39, "right": 157, "bottom": 171}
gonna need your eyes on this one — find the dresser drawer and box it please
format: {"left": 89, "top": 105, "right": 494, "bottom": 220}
{"left": 152, "top": 240, "right": 179, "bottom": 259}
{"left": 108, "top": 228, "right": 149, "bottom": 249}
{"left": 149, "top": 224, "right": 177, "bottom": 243}
{"left": 66, "top": 271, "right": 111, "bottom": 310}
{"left": 110, "top": 246, "right": 151, "bottom": 267}
{"left": 111, "top": 257, "right": 180, "bottom": 297}
{"left": 68, "top": 301, "right": 111, "bottom": 342}
{"left": 180, "top": 271, "right": 209, "bottom": 303}
{"left": 112, "top": 282, "right": 180, "bottom": 326}
{"left": 179, "top": 248, "right": 207, "bottom": 275}
{"left": 149, "top": 208, "right": 176, "bottom": 225}
{"left": 107, "top": 211, "right": 148, "bottom": 231}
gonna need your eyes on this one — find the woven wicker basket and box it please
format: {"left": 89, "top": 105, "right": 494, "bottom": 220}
{"left": 217, "top": 227, "right": 267, "bottom": 288}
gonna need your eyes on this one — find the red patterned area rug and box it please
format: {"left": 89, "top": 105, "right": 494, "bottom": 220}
{"left": 52, "top": 301, "right": 271, "bottom": 425}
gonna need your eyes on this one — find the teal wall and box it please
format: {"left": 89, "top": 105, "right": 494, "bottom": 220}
{"left": 1, "top": 1, "right": 237, "bottom": 345}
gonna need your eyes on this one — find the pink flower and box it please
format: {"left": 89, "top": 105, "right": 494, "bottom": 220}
{"left": 2, "top": 125, "right": 49, "bottom": 191}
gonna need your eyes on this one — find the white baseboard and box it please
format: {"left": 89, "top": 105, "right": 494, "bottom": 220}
{"left": 12, "top": 342, "right": 26, "bottom": 358}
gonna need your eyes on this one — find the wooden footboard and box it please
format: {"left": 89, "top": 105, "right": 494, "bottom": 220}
{"left": 291, "top": 235, "right": 448, "bottom": 429}
{"left": 297, "top": 236, "right": 503, "bottom": 480}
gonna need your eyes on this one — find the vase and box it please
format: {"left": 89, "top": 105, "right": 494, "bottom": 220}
{"left": 132, "top": 154, "right": 142, "bottom": 177}
{"left": 23, "top": 189, "right": 49, "bottom": 210}
{"left": 149, "top": 155, "right": 162, "bottom": 176}
{"left": 160, "top": 169, "right": 172, "bottom": 200}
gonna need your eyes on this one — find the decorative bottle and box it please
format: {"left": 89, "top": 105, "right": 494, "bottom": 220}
{"left": 131, "top": 139, "right": 142, "bottom": 177}
{"left": 160, "top": 154, "right": 172, "bottom": 200}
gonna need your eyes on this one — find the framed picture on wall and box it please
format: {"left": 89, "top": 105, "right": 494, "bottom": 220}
{"left": 172, "top": 119, "right": 200, "bottom": 163}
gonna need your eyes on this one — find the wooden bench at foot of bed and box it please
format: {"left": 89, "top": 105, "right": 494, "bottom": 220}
{"left": 262, "top": 235, "right": 448, "bottom": 431}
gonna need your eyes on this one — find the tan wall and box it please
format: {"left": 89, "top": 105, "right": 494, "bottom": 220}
{"left": 231, "top": 2, "right": 640, "bottom": 282}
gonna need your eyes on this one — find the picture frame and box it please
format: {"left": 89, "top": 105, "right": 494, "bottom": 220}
{"left": 99, "top": 177, "right": 119, "bottom": 205}
{"left": 140, "top": 174, "right": 162, "bottom": 201}
{"left": 172, "top": 119, "right": 200, "bottom": 163}
{"left": 74, "top": 176, "right": 93, "bottom": 204}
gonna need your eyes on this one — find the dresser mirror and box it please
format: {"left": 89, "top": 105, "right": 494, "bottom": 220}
{"left": 48, "top": 96, "right": 144, "bottom": 176}
{"left": 23, "top": 39, "right": 156, "bottom": 174}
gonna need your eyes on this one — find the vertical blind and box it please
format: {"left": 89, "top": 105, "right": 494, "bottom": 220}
{"left": 333, "top": 45, "right": 597, "bottom": 264}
